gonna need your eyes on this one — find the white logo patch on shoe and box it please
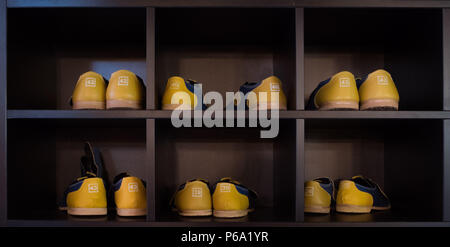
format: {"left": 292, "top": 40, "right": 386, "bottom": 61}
{"left": 88, "top": 183, "right": 99, "bottom": 193}
{"left": 128, "top": 182, "right": 138, "bottom": 192}
{"left": 376, "top": 75, "right": 388, "bottom": 85}
{"left": 339, "top": 78, "right": 350, "bottom": 88}
{"left": 118, "top": 76, "right": 129, "bottom": 86}
{"left": 305, "top": 186, "right": 314, "bottom": 197}
{"left": 169, "top": 82, "right": 180, "bottom": 90}
{"left": 220, "top": 184, "right": 231, "bottom": 193}
{"left": 192, "top": 187, "right": 203, "bottom": 198}
{"left": 85, "top": 77, "right": 97, "bottom": 88}
{"left": 270, "top": 83, "right": 280, "bottom": 92}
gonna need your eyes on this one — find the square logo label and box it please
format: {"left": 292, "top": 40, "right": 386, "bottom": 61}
{"left": 376, "top": 75, "right": 388, "bottom": 85}
{"left": 118, "top": 76, "right": 129, "bottom": 86}
{"left": 270, "top": 83, "right": 280, "bottom": 92}
{"left": 85, "top": 77, "right": 97, "bottom": 88}
{"left": 128, "top": 182, "right": 138, "bottom": 193}
{"left": 192, "top": 187, "right": 203, "bottom": 198}
{"left": 339, "top": 78, "right": 350, "bottom": 88}
{"left": 220, "top": 184, "right": 231, "bottom": 193}
{"left": 305, "top": 186, "right": 314, "bottom": 197}
{"left": 88, "top": 183, "right": 99, "bottom": 193}
{"left": 169, "top": 82, "right": 180, "bottom": 90}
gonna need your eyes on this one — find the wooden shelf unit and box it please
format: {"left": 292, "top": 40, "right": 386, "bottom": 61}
{"left": 1, "top": 0, "right": 450, "bottom": 227}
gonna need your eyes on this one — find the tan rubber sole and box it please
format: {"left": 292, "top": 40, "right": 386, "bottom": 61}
{"left": 67, "top": 207, "right": 107, "bottom": 216}
{"left": 360, "top": 99, "right": 398, "bottom": 111}
{"left": 305, "top": 205, "right": 331, "bottom": 214}
{"left": 319, "top": 101, "right": 359, "bottom": 111}
{"left": 107, "top": 99, "right": 143, "bottom": 110}
{"left": 177, "top": 209, "right": 212, "bottom": 217}
{"left": 117, "top": 208, "right": 147, "bottom": 217}
{"left": 336, "top": 204, "right": 372, "bottom": 213}
{"left": 213, "top": 209, "right": 251, "bottom": 218}
{"left": 73, "top": 101, "right": 105, "bottom": 110}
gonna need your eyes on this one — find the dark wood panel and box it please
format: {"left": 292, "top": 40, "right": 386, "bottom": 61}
{"left": 146, "top": 119, "right": 156, "bottom": 221}
{"left": 444, "top": 9, "right": 450, "bottom": 110}
{"left": 296, "top": 120, "right": 304, "bottom": 221}
{"left": 444, "top": 120, "right": 450, "bottom": 221}
{"left": 384, "top": 120, "right": 443, "bottom": 220}
{"left": 295, "top": 8, "right": 304, "bottom": 110}
{"left": 0, "top": 0, "right": 7, "bottom": 226}
{"left": 147, "top": 7, "right": 156, "bottom": 110}
{"left": 9, "top": 110, "right": 450, "bottom": 119}
{"left": 7, "top": 0, "right": 450, "bottom": 8}
{"left": 6, "top": 219, "right": 450, "bottom": 227}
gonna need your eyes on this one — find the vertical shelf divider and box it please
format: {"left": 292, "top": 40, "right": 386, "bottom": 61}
{"left": 0, "top": 0, "right": 7, "bottom": 226}
{"left": 296, "top": 8, "right": 305, "bottom": 111}
{"left": 146, "top": 119, "right": 156, "bottom": 221}
{"left": 147, "top": 7, "right": 156, "bottom": 110}
{"left": 146, "top": 7, "right": 157, "bottom": 221}
{"left": 295, "top": 8, "right": 305, "bottom": 222}
{"left": 296, "top": 119, "right": 305, "bottom": 222}
{"left": 443, "top": 9, "right": 450, "bottom": 222}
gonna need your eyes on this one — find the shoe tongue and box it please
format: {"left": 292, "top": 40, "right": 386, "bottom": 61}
{"left": 352, "top": 175, "right": 374, "bottom": 188}
{"left": 313, "top": 177, "right": 331, "bottom": 184}
{"left": 186, "top": 79, "right": 200, "bottom": 85}
{"left": 81, "top": 142, "right": 103, "bottom": 178}
{"left": 189, "top": 178, "right": 208, "bottom": 183}
{"left": 113, "top": 172, "right": 130, "bottom": 184}
{"left": 220, "top": 177, "right": 241, "bottom": 185}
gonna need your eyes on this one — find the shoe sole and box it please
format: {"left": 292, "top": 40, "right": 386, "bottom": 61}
{"left": 336, "top": 204, "right": 391, "bottom": 213}
{"left": 73, "top": 101, "right": 105, "bottom": 110}
{"left": 176, "top": 209, "right": 212, "bottom": 217}
{"left": 319, "top": 101, "right": 359, "bottom": 111}
{"left": 117, "top": 208, "right": 147, "bottom": 217}
{"left": 107, "top": 99, "right": 143, "bottom": 110}
{"left": 360, "top": 99, "right": 398, "bottom": 111}
{"left": 213, "top": 209, "right": 252, "bottom": 218}
{"left": 67, "top": 207, "right": 107, "bottom": 216}
{"left": 304, "top": 205, "right": 331, "bottom": 214}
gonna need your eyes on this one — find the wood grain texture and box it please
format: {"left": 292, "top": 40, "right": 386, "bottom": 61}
{"left": 444, "top": 120, "right": 450, "bottom": 221}
{"left": 7, "top": 0, "right": 450, "bottom": 8}
{"left": 0, "top": 0, "right": 7, "bottom": 225}
{"left": 444, "top": 9, "right": 450, "bottom": 110}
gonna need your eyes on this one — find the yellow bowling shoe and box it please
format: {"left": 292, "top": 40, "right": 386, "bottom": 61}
{"left": 162, "top": 76, "right": 202, "bottom": 110}
{"left": 307, "top": 71, "right": 359, "bottom": 110}
{"left": 112, "top": 173, "right": 147, "bottom": 217}
{"left": 336, "top": 175, "right": 390, "bottom": 213}
{"left": 173, "top": 179, "right": 212, "bottom": 216}
{"left": 304, "top": 177, "right": 334, "bottom": 214}
{"left": 106, "top": 70, "right": 145, "bottom": 109}
{"left": 237, "top": 76, "right": 287, "bottom": 110}
{"left": 71, "top": 71, "right": 106, "bottom": 110}
{"left": 212, "top": 178, "right": 257, "bottom": 218}
{"left": 357, "top": 69, "right": 399, "bottom": 110}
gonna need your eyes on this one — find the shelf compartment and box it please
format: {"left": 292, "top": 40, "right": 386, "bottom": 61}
{"left": 305, "top": 119, "right": 443, "bottom": 221}
{"left": 7, "top": 119, "right": 147, "bottom": 220}
{"left": 155, "top": 119, "right": 297, "bottom": 222}
{"left": 7, "top": 8, "right": 147, "bottom": 110}
{"left": 155, "top": 8, "right": 296, "bottom": 110}
{"left": 304, "top": 8, "right": 443, "bottom": 111}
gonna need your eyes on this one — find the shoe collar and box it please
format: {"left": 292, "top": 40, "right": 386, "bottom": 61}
{"left": 214, "top": 177, "right": 258, "bottom": 199}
